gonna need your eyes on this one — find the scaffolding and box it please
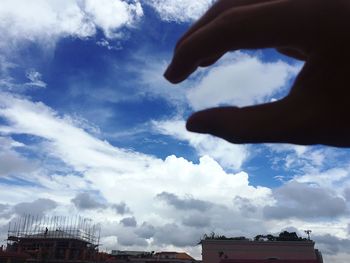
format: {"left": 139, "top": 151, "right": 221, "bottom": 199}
{"left": 7, "top": 215, "right": 101, "bottom": 246}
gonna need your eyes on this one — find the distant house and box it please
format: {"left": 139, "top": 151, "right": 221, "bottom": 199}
{"left": 107, "top": 250, "right": 196, "bottom": 263}
{"left": 155, "top": 251, "right": 196, "bottom": 262}
{"left": 201, "top": 240, "right": 323, "bottom": 263}
{"left": 109, "top": 250, "right": 154, "bottom": 261}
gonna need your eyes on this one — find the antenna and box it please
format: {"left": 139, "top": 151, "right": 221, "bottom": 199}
{"left": 304, "top": 230, "right": 312, "bottom": 240}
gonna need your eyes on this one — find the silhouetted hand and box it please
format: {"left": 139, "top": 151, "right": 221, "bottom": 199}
{"left": 164, "top": 0, "right": 350, "bottom": 147}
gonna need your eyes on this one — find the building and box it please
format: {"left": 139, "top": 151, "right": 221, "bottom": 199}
{"left": 0, "top": 245, "right": 29, "bottom": 263}
{"left": 154, "top": 252, "right": 196, "bottom": 262}
{"left": 109, "top": 250, "right": 154, "bottom": 262}
{"left": 6, "top": 215, "right": 101, "bottom": 263}
{"left": 201, "top": 240, "right": 323, "bottom": 263}
{"left": 107, "top": 251, "right": 196, "bottom": 263}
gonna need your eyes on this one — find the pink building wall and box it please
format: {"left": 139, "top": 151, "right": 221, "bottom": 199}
{"left": 202, "top": 240, "right": 320, "bottom": 263}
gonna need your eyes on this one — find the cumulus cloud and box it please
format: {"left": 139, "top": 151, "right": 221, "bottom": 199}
{"left": 263, "top": 182, "right": 347, "bottom": 219}
{"left": 187, "top": 53, "right": 301, "bottom": 110}
{"left": 13, "top": 198, "right": 57, "bottom": 216}
{"left": 146, "top": 0, "right": 214, "bottom": 22}
{"left": 0, "top": 92, "right": 290, "bottom": 252}
{"left": 84, "top": 0, "right": 143, "bottom": 38}
{"left": 156, "top": 192, "right": 213, "bottom": 211}
{"left": 71, "top": 192, "right": 106, "bottom": 210}
{"left": 0, "top": 93, "right": 270, "bottom": 197}
{"left": 314, "top": 234, "right": 350, "bottom": 256}
{"left": 233, "top": 196, "right": 257, "bottom": 214}
{"left": 112, "top": 202, "right": 131, "bottom": 215}
{"left": 152, "top": 119, "right": 248, "bottom": 170}
{"left": 120, "top": 216, "right": 137, "bottom": 227}
{"left": 182, "top": 214, "right": 211, "bottom": 228}
{"left": 0, "top": 92, "right": 271, "bottom": 209}
{"left": 0, "top": 0, "right": 143, "bottom": 49}
{"left": 135, "top": 222, "right": 155, "bottom": 239}
{"left": 117, "top": 230, "right": 148, "bottom": 246}
{"left": 152, "top": 223, "right": 202, "bottom": 247}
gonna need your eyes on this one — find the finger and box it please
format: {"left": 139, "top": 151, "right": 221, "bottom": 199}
{"left": 185, "top": 100, "right": 316, "bottom": 145}
{"left": 165, "top": 0, "right": 309, "bottom": 83}
{"left": 176, "top": 0, "right": 280, "bottom": 51}
{"left": 276, "top": 47, "right": 308, "bottom": 61}
{"left": 199, "top": 53, "right": 224, "bottom": 67}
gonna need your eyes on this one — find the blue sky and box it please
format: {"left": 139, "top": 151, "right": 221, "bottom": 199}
{"left": 1, "top": 0, "right": 350, "bottom": 261}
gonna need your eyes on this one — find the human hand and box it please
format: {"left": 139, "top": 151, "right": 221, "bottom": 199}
{"left": 164, "top": 0, "right": 350, "bottom": 147}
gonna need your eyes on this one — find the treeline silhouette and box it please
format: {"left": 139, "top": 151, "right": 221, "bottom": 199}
{"left": 198, "top": 231, "right": 309, "bottom": 244}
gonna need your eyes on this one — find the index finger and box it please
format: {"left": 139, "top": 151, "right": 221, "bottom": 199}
{"left": 165, "top": 0, "right": 309, "bottom": 83}
{"left": 175, "top": 0, "right": 280, "bottom": 51}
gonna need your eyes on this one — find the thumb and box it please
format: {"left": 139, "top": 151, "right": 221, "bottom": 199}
{"left": 186, "top": 101, "right": 311, "bottom": 145}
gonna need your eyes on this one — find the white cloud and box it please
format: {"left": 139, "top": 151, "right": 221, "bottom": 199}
{"left": 295, "top": 168, "right": 350, "bottom": 189}
{"left": 71, "top": 192, "right": 107, "bottom": 210}
{"left": 1, "top": 92, "right": 349, "bottom": 262}
{"left": 25, "top": 69, "right": 47, "bottom": 88}
{"left": 12, "top": 198, "right": 57, "bottom": 216}
{"left": 120, "top": 216, "right": 137, "bottom": 227}
{"left": 314, "top": 234, "right": 350, "bottom": 255}
{"left": 263, "top": 181, "right": 347, "bottom": 220}
{"left": 84, "top": 0, "right": 143, "bottom": 38}
{"left": 267, "top": 145, "right": 326, "bottom": 176}
{"left": 0, "top": 0, "right": 143, "bottom": 49}
{"left": 146, "top": 0, "right": 214, "bottom": 22}
{"left": 152, "top": 119, "right": 249, "bottom": 170}
{"left": 0, "top": 92, "right": 155, "bottom": 174}
{"left": 0, "top": 136, "right": 36, "bottom": 176}
{"left": 187, "top": 53, "right": 301, "bottom": 110}
{"left": 96, "top": 38, "right": 122, "bottom": 50}
{"left": 132, "top": 57, "right": 187, "bottom": 108}
{"left": 323, "top": 253, "right": 350, "bottom": 263}
{"left": 130, "top": 52, "right": 300, "bottom": 118}
{"left": 0, "top": 91, "right": 271, "bottom": 226}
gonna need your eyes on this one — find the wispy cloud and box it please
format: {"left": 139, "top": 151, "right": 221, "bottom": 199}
{"left": 152, "top": 118, "right": 249, "bottom": 170}
{"left": 25, "top": 69, "right": 47, "bottom": 88}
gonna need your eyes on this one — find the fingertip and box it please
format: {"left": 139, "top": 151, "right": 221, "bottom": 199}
{"left": 186, "top": 111, "right": 217, "bottom": 134}
{"left": 186, "top": 114, "right": 200, "bottom": 132}
{"left": 186, "top": 108, "right": 230, "bottom": 134}
{"left": 163, "top": 64, "right": 183, "bottom": 84}
{"left": 186, "top": 107, "right": 247, "bottom": 144}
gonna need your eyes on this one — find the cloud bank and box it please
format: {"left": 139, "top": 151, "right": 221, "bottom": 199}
{"left": 0, "top": 0, "right": 143, "bottom": 49}
{"left": 146, "top": 0, "right": 214, "bottom": 22}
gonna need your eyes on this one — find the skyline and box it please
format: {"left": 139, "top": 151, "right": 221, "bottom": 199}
{"left": 1, "top": 1, "right": 350, "bottom": 262}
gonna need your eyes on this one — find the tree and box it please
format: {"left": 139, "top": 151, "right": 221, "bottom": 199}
{"left": 198, "top": 232, "right": 249, "bottom": 244}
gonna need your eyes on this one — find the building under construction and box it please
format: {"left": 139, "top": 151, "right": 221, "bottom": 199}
{"left": 6, "top": 215, "right": 101, "bottom": 263}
